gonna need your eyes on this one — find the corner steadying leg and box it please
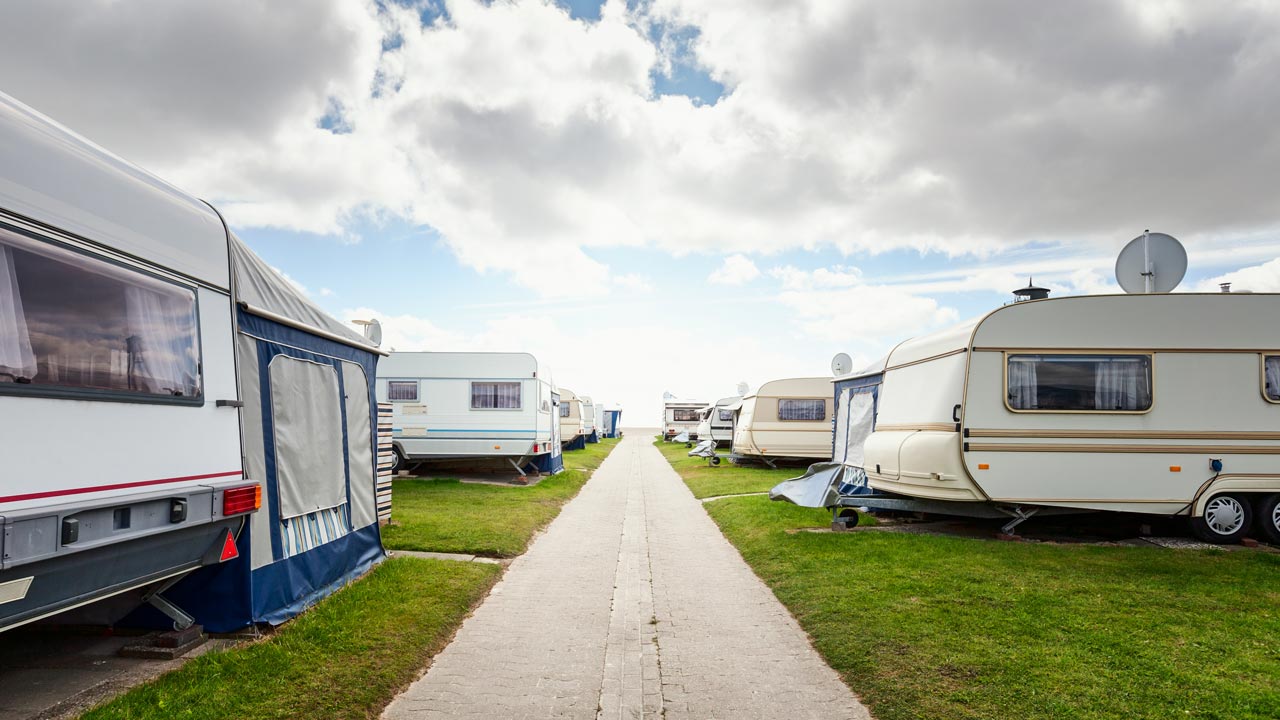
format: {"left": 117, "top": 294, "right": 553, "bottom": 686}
{"left": 143, "top": 575, "right": 196, "bottom": 630}
{"left": 507, "top": 458, "right": 528, "bottom": 477}
{"left": 998, "top": 505, "right": 1038, "bottom": 535}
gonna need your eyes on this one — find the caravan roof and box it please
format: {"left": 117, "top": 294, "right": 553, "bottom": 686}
{"left": 745, "top": 377, "right": 831, "bottom": 399}
{"left": 0, "top": 92, "right": 231, "bottom": 288}
{"left": 378, "top": 351, "right": 544, "bottom": 379}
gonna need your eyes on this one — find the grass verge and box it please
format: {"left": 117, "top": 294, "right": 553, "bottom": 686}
{"left": 660, "top": 452, "right": 1280, "bottom": 720}
{"left": 652, "top": 436, "right": 798, "bottom": 498}
{"left": 382, "top": 438, "right": 620, "bottom": 557}
{"left": 82, "top": 557, "right": 500, "bottom": 720}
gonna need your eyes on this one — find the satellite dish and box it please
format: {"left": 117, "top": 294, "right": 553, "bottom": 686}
{"left": 351, "top": 318, "right": 383, "bottom": 347}
{"left": 831, "top": 352, "right": 853, "bottom": 376}
{"left": 1115, "top": 231, "right": 1187, "bottom": 294}
{"left": 736, "top": 381, "right": 749, "bottom": 397}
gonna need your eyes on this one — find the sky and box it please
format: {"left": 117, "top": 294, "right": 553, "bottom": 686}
{"left": 2, "top": 0, "right": 1280, "bottom": 424}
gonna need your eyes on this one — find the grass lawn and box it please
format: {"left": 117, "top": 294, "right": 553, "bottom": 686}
{"left": 653, "top": 436, "right": 799, "bottom": 498}
{"left": 659, "top": 452, "right": 1280, "bottom": 720}
{"left": 382, "top": 438, "right": 620, "bottom": 557}
{"left": 82, "top": 557, "right": 500, "bottom": 720}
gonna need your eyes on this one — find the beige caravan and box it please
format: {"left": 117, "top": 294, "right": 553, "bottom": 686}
{"left": 732, "top": 377, "right": 833, "bottom": 464}
{"left": 820, "top": 292, "right": 1280, "bottom": 544}
{"left": 559, "top": 387, "right": 586, "bottom": 446}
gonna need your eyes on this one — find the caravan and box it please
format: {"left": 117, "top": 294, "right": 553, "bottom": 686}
{"left": 559, "top": 387, "right": 588, "bottom": 451}
{"left": 0, "top": 92, "right": 258, "bottom": 631}
{"left": 377, "top": 352, "right": 561, "bottom": 476}
{"left": 695, "top": 396, "right": 742, "bottom": 447}
{"left": 732, "top": 378, "right": 833, "bottom": 464}
{"left": 662, "top": 398, "right": 707, "bottom": 441}
{"left": 581, "top": 395, "right": 600, "bottom": 443}
{"left": 784, "top": 288, "right": 1280, "bottom": 545}
{"left": 600, "top": 406, "right": 623, "bottom": 439}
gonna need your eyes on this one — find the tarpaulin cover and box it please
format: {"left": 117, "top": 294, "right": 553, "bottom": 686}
{"left": 769, "top": 463, "right": 872, "bottom": 508}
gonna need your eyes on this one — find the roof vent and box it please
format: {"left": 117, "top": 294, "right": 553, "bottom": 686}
{"left": 1219, "top": 282, "right": 1232, "bottom": 293}
{"left": 1012, "top": 278, "right": 1050, "bottom": 303}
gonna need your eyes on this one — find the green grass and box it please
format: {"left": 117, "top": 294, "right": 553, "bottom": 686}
{"left": 655, "top": 450, "right": 1280, "bottom": 720}
{"left": 382, "top": 438, "right": 621, "bottom": 557}
{"left": 82, "top": 557, "right": 500, "bottom": 720}
{"left": 653, "top": 436, "right": 799, "bottom": 498}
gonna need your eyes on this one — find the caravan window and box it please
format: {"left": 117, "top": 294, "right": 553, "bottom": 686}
{"left": 1264, "top": 356, "right": 1280, "bottom": 402}
{"left": 472, "top": 381, "right": 521, "bottom": 409}
{"left": 559, "top": 402, "right": 571, "bottom": 417}
{"left": 0, "top": 226, "right": 201, "bottom": 402}
{"left": 778, "top": 398, "right": 826, "bottom": 421}
{"left": 718, "top": 409, "right": 734, "bottom": 422}
{"left": 672, "top": 408, "right": 699, "bottom": 422}
{"left": 1007, "top": 354, "right": 1152, "bottom": 412}
{"left": 387, "top": 380, "right": 418, "bottom": 402}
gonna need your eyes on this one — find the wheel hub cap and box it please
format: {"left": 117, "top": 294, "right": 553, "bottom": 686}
{"left": 1205, "top": 497, "right": 1245, "bottom": 535}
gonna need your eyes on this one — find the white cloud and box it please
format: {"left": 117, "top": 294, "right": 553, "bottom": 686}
{"left": 1198, "top": 256, "right": 1280, "bottom": 292}
{"left": 777, "top": 283, "right": 959, "bottom": 342}
{"left": 708, "top": 254, "right": 760, "bottom": 285}
{"left": 319, "top": 287, "right": 335, "bottom": 297}
{"left": 7, "top": 1, "right": 1280, "bottom": 297}
{"left": 614, "top": 273, "right": 654, "bottom": 292}
{"left": 770, "top": 264, "right": 862, "bottom": 290}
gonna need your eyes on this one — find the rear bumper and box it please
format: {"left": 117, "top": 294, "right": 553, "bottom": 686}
{"left": 0, "top": 516, "right": 243, "bottom": 631}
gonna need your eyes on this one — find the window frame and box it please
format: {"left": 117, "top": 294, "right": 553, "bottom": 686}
{"left": 1262, "top": 354, "right": 1280, "bottom": 404}
{"left": 718, "top": 409, "right": 734, "bottom": 422}
{"left": 470, "top": 380, "right": 522, "bottom": 411}
{"left": 777, "top": 397, "right": 827, "bottom": 422}
{"left": 386, "top": 379, "right": 419, "bottom": 403}
{"left": 0, "top": 220, "right": 206, "bottom": 407}
{"left": 1003, "top": 351, "right": 1155, "bottom": 414}
{"left": 671, "top": 407, "right": 700, "bottom": 422}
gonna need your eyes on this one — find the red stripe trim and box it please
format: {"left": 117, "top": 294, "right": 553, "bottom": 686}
{"left": 0, "top": 470, "right": 244, "bottom": 503}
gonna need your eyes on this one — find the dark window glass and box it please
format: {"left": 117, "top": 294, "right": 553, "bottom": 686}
{"left": 472, "top": 381, "right": 520, "bottom": 409}
{"left": 672, "top": 408, "right": 700, "bottom": 422}
{"left": 387, "top": 380, "right": 418, "bottom": 402}
{"left": 0, "top": 228, "right": 200, "bottom": 399}
{"left": 1264, "top": 356, "right": 1280, "bottom": 401}
{"left": 1008, "top": 354, "right": 1152, "bottom": 411}
{"left": 718, "top": 409, "right": 734, "bottom": 422}
{"left": 778, "top": 398, "right": 825, "bottom": 421}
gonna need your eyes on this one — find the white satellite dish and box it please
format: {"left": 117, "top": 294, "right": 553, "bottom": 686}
{"left": 736, "top": 381, "right": 749, "bottom": 397}
{"left": 831, "top": 352, "right": 853, "bottom": 376}
{"left": 351, "top": 318, "right": 383, "bottom": 347}
{"left": 1115, "top": 231, "right": 1187, "bottom": 294}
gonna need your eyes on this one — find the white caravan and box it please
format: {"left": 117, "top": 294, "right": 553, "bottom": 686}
{"left": 0, "top": 92, "right": 261, "bottom": 631}
{"left": 732, "top": 378, "right": 833, "bottom": 464}
{"left": 663, "top": 398, "right": 707, "bottom": 441}
{"left": 695, "top": 396, "right": 742, "bottom": 447}
{"left": 377, "top": 352, "right": 557, "bottom": 474}
{"left": 799, "top": 292, "right": 1280, "bottom": 544}
{"left": 559, "top": 387, "right": 586, "bottom": 446}
{"left": 581, "top": 395, "right": 599, "bottom": 441}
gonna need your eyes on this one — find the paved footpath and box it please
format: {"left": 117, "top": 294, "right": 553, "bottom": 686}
{"left": 383, "top": 435, "right": 871, "bottom": 720}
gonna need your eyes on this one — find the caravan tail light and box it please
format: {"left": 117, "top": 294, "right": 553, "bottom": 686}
{"left": 223, "top": 484, "right": 262, "bottom": 516}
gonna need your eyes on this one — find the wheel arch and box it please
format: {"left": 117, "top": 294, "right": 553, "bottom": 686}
{"left": 1191, "top": 474, "right": 1280, "bottom": 516}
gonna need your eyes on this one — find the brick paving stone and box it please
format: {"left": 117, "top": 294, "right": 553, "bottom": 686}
{"left": 382, "top": 435, "right": 871, "bottom": 720}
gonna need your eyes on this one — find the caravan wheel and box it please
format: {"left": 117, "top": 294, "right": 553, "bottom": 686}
{"left": 390, "top": 447, "right": 405, "bottom": 474}
{"left": 1190, "top": 494, "right": 1253, "bottom": 544}
{"left": 1255, "top": 494, "right": 1280, "bottom": 545}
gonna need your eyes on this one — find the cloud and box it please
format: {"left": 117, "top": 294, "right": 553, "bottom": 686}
{"left": 614, "top": 273, "right": 654, "bottom": 292}
{"left": 777, "top": 282, "right": 959, "bottom": 342}
{"left": 708, "top": 254, "right": 760, "bottom": 285}
{"left": 4, "top": 0, "right": 1280, "bottom": 296}
{"left": 1198, "top": 256, "right": 1280, "bottom": 292}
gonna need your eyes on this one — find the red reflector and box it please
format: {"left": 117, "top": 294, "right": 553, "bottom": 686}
{"left": 219, "top": 530, "right": 239, "bottom": 562}
{"left": 223, "top": 484, "right": 261, "bottom": 516}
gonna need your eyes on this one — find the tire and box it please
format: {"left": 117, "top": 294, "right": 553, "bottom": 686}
{"left": 1190, "top": 494, "right": 1253, "bottom": 544}
{"left": 390, "top": 447, "right": 405, "bottom": 474}
{"left": 710, "top": 456, "right": 721, "bottom": 466}
{"left": 1255, "top": 493, "right": 1280, "bottom": 545}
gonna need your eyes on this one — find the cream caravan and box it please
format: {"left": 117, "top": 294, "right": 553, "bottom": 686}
{"left": 792, "top": 291, "right": 1280, "bottom": 545}
{"left": 377, "top": 352, "right": 560, "bottom": 475}
{"left": 581, "top": 395, "right": 600, "bottom": 442}
{"left": 732, "top": 378, "right": 833, "bottom": 465}
{"left": 696, "top": 396, "right": 742, "bottom": 447}
{"left": 559, "top": 387, "right": 587, "bottom": 449}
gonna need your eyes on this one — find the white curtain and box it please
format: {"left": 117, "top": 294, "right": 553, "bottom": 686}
{"left": 842, "top": 391, "right": 876, "bottom": 468}
{"left": 1267, "top": 357, "right": 1280, "bottom": 401}
{"left": 1007, "top": 359, "right": 1038, "bottom": 409}
{"left": 125, "top": 285, "right": 190, "bottom": 395}
{"left": 1095, "top": 359, "right": 1148, "bottom": 410}
{"left": 0, "top": 245, "right": 36, "bottom": 381}
{"left": 473, "top": 382, "right": 521, "bottom": 409}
